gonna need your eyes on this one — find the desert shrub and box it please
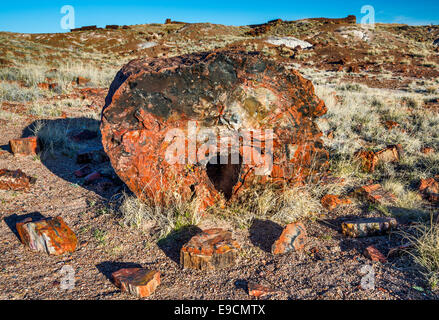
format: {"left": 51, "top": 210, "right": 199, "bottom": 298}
{"left": 404, "top": 222, "right": 439, "bottom": 290}
{"left": 116, "top": 191, "right": 201, "bottom": 239}
{"left": 31, "top": 116, "right": 99, "bottom": 157}
{"left": 29, "top": 103, "right": 63, "bottom": 117}
{"left": 0, "top": 82, "right": 42, "bottom": 102}
{"left": 208, "top": 183, "right": 325, "bottom": 229}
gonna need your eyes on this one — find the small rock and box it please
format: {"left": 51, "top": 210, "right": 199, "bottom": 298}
{"left": 387, "top": 243, "right": 412, "bottom": 257}
{"left": 16, "top": 216, "right": 77, "bottom": 255}
{"left": 76, "top": 76, "right": 91, "bottom": 86}
{"left": 330, "top": 245, "right": 341, "bottom": 253}
{"left": 271, "top": 222, "right": 307, "bottom": 254}
{"left": 354, "top": 184, "right": 396, "bottom": 205}
{"left": 112, "top": 268, "right": 160, "bottom": 298}
{"left": 83, "top": 171, "right": 101, "bottom": 184}
{"left": 0, "top": 169, "right": 36, "bottom": 191}
{"left": 180, "top": 228, "right": 240, "bottom": 270}
{"left": 321, "top": 194, "right": 351, "bottom": 211}
{"left": 341, "top": 217, "right": 398, "bottom": 238}
{"left": 265, "top": 36, "right": 313, "bottom": 49}
{"left": 383, "top": 120, "right": 399, "bottom": 130}
{"left": 319, "top": 176, "right": 345, "bottom": 186}
{"left": 37, "top": 82, "right": 58, "bottom": 91}
{"left": 354, "top": 150, "right": 378, "bottom": 172}
{"left": 421, "top": 147, "right": 435, "bottom": 154}
{"left": 9, "top": 137, "right": 39, "bottom": 156}
{"left": 364, "top": 245, "right": 387, "bottom": 263}
{"left": 375, "top": 144, "right": 402, "bottom": 163}
{"left": 74, "top": 165, "right": 92, "bottom": 178}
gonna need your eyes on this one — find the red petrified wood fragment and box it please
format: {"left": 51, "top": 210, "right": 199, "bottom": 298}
{"left": 180, "top": 228, "right": 240, "bottom": 270}
{"left": 321, "top": 194, "right": 351, "bottom": 211}
{"left": 421, "top": 147, "right": 434, "bottom": 154}
{"left": 9, "top": 137, "right": 39, "bottom": 155}
{"left": 101, "top": 50, "right": 329, "bottom": 210}
{"left": 419, "top": 178, "right": 439, "bottom": 204}
{"left": 248, "top": 282, "right": 275, "bottom": 298}
{"left": 271, "top": 222, "right": 307, "bottom": 254}
{"left": 354, "top": 184, "right": 396, "bottom": 205}
{"left": 0, "top": 169, "right": 36, "bottom": 191}
{"left": 74, "top": 165, "right": 92, "bottom": 178}
{"left": 16, "top": 216, "right": 77, "bottom": 255}
{"left": 112, "top": 268, "right": 160, "bottom": 298}
{"left": 355, "top": 145, "right": 402, "bottom": 173}
{"left": 83, "top": 171, "right": 102, "bottom": 184}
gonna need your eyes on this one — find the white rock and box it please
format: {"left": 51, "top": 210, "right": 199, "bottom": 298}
{"left": 138, "top": 41, "right": 157, "bottom": 49}
{"left": 265, "top": 36, "right": 313, "bottom": 49}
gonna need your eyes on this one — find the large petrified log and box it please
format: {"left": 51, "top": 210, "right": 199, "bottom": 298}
{"left": 101, "top": 50, "right": 328, "bottom": 209}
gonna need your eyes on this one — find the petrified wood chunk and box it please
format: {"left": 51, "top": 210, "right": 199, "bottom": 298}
{"left": 0, "top": 169, "right": 36, "bottom": 191}
{"left": 112, "top": 268, "right": 160, "bottom": 298}
{"left": 9, "top": 136, "right": 39, "bottom": 155}
{"left": 16, "top": 216, "right": 77, "bottom": 255}
{"left": 271, "top": 222, "right": 307, "bottom": 254}
{"left": 101, "top": 50, "right": 329, "bottom": 209}
{"left": 180, "top": 228, "right": 240, "bottom": 270}
{"left": 248, "top": 282, "right": 275, "bottom": 297}
{"left": 363, "top": 245, "right": 387, "bottom": 263}
{"left": 321, "top": 194, "right": 351, "bottom": 211}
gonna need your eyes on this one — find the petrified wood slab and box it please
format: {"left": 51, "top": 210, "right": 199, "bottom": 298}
{"left": 180, "top": 228, "right": 240, "bottom": 270}
{"left": 112, "top": 268, "right": 160, "bottom": 298}
{"left": 16, "top": 216, "right": 77, "bottom": 255}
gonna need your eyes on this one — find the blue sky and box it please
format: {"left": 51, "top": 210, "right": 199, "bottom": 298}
{"left": 0, "top": 0, "right": 438, "bottom": 33}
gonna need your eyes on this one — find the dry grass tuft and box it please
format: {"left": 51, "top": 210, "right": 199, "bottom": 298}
{"left": 116, "top": 191, "right": 202, "bottom": 239}
{"left": 31, "top": 116, "right": 100, "bottom": 158}
{"left": 208, "top": 183, "right": 324, "bottom": 229}
{"left": 404, "top": 221, "right": 439, "bottom": 290}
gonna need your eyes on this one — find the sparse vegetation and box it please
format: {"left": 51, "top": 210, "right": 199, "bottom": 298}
{"left": 208, "top": 183, "right": 324, "bottom": 229}
{"left": 404, "top": 222, "right": 439, "bottom": 290}
{"left": 116, "top": 191, "right": 201, "bottom": 239}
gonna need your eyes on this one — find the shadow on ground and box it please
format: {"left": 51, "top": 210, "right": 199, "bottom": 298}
{"left": 157, "top": 225, "right": 202, "bottom": 264}
{"left": 249, "top": 219, "right": 283, "bottom": 253}
{"left": 18, "top": 118, "right": 125, "bottom": 200}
